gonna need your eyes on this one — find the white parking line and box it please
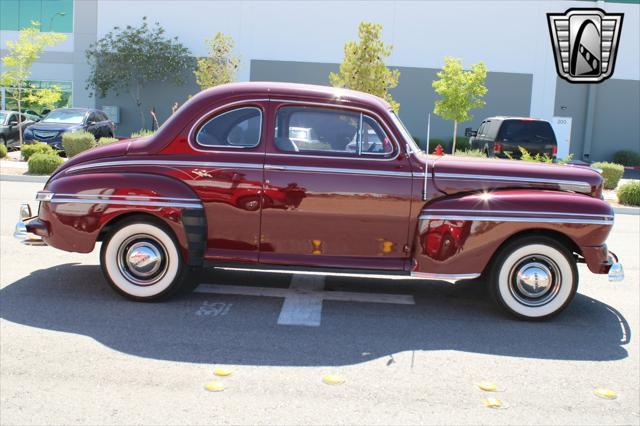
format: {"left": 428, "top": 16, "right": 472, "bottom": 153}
{"left": 194, "top": 274, "right": 415, "bottom": 327}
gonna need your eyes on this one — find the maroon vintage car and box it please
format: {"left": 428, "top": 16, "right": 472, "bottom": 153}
{"left": 14, "top": 82, "right": 623, "bottom": 319}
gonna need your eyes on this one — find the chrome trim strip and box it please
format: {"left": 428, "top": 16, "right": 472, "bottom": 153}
{"left": 52, "top": 193, "right": 201, "bottom": 202}
{"left": 66, "top": 160, "right": 263, "bottom": 173}
{"left": 51, "top": 197, "right": 203, "bottom": 209}
{"left": 419, "top": 214, "right": 613, "bottom": 225}
{"left": 264, "top": 164, "right": 412, "bottom": 177}
{"left": 411, "top": 272, "right": 481, "bottom": 281}
{"left": 194, "top": 106, "right": 263, "bottom": 150}
{"left": 423, "top": 209, "right": 614, "bottom": 219}
{"left": 434, "top": 172, "right": 592, "bottom": 192}
{"left": 187, "top": 99, "right": 269, "bottom": 153}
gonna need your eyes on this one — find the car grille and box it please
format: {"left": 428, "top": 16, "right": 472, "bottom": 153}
{"left": 33, "top": 130, "right": 59, "bottom": 139}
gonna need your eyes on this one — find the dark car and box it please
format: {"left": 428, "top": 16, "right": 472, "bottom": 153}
{"left": 468, "top": 116, "right": 558, "bottom": 159}
{"left": 0, "top": 110, "right": 38, "bottom": 149}
{"left": 23, "top": 108, "right": 115, "bottom": 150}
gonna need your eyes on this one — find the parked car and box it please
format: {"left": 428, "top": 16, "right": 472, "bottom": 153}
{"left": 14, "top": 82, "right": 622, "bottom": 320}
{"left": 468, "top": 116, "right": 558, "bottom": 159}
{"left": 0, "top": 110, "right": 38, "bottom": 149}
{"left": 23, "top": 108, "right": 115, "bottom": 150}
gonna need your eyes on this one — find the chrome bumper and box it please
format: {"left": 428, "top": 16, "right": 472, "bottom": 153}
{"left": 607, "top": 252, "right": 624, "bottom": 282}
{"left": 13, "top": 203, "right": 46, "bottom": 246}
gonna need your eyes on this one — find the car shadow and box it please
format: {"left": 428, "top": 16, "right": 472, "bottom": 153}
{"left": 0, "top": 263, "right": 630, "bottom": 366}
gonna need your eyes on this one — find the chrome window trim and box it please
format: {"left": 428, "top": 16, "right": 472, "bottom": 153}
{"left": 264, "top": 164, "right": 412, "bottom": 178}
{"left": 419, "top": 214, "right": 613, "bottom": 225}
{"left": 66, "top": 160, "right": 264, "bottom": 174}
{"left": 51, "top": 198, "right": 203, "bottom": 209}
{"left": 423, "top": 208, "right": 613, "bottom": 219}
{"left": 194, "top": 106, "right": 263, "bottom": 150}
{"left": 187, "top": 99, "right": 269, "bottom": 153}
{"left": 269, "top": 99, "right": 401, "bottom": 162}
{"left": 50, "top": 193, "right": 201, "bottom": 202}
{"left": 434, "top": 172, "right": 592, "bottom": 192}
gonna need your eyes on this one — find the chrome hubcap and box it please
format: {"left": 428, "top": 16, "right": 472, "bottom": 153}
{"left": 116, "top": 235, "right": 168, "bottom": 286}
{"left": 509, "top": 255, "right": 561, "bottom": 307}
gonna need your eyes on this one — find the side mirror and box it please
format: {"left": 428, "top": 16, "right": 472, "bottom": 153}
{"left": 465, "top": 127, "right": 477, "bottom": 137}
{"left": 87, "top": 120, "right": 96, "bottom": 126}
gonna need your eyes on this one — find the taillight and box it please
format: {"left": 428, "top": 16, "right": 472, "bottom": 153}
{"left": 552, "top": 145, "right": 558, "bottom": 155}
{"left": 494, "top": 142, "right": 502, "bottom": 153}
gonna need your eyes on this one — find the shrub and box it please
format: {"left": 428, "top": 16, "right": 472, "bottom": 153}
{"left": 453, "top": 149, "right": 486, "bottom": 158}
{"left": 62, "top": 131, "right": 96, "bottom": 157}
{"left": 0, "top": 144, "right": 7, "bottom": 158}
{"left": 613, "top": 150, "right": 640, "bottom": 167}
{"left": 98, "top": 137, "right": 119, "bottom": 146}
{"left": 450, "top": 136, "right": 470, "bottom": 152}
{"left": 592, "top": 162, "right": 624, "bottom": 189}
{"left": 131, "top": 129, "right": 155, "bottom": 138}
{"left": 21, "top": 143, "right": 55, "bottom": 161}
{"left": 28, "top": 153, "right": 64, "bottom": 175}
{"left": 617, "top": 181, "right": 640, "bottom": 206}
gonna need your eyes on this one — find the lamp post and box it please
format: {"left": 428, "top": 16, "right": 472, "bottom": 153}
{"left": 47, "top": 12, "right": 66, "bottom": 32}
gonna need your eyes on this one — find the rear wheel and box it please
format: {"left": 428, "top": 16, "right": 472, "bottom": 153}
{"left": 489, "top": 236, "right": 578, "bottom": 320}
{"left": 100, "top": 217, "right": 193, "bottom": 301}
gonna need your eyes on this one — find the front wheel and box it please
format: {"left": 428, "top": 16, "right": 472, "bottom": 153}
{"left": 489, "top": 236, "right": 578, "bottom": 320}
{"left": 100, "top": 218, "right": 193, "bottom": 301}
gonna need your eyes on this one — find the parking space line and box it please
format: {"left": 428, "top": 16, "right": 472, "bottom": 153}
{"left": 195, "top": 274, "right": 416, "bottom": 327}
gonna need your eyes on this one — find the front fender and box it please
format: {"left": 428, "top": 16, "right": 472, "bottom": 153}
{"left": 36, "top": 172, "right": 206, "bottom": 265}
{"left": 412, "top": 189, "right": 614, "bottom": 275}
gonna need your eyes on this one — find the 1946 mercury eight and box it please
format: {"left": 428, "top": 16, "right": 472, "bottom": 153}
{"left": 14, "top": 82, "right": 624, "bottom": 319}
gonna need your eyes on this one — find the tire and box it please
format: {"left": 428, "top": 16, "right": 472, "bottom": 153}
{"left": 488, "top": 236, "right": 578, "bottom": 320}
{"left": 100, "top": 217, "right": 194, "bottom": 301}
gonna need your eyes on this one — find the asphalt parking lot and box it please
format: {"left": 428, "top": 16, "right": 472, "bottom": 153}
{"left": 1, "top": 180, "right": 639, "bottom": 425}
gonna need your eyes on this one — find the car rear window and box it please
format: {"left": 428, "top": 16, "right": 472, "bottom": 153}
{"left": 196, "top": 107, "right": 262, "bottom": 148}
{"left": 498, "top": 120, "right": 557, "bottom": 144}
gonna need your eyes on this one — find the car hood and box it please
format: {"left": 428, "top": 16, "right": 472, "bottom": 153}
{"left": 431, "top": 155, "right": 603, "bottom": 198}
{"left": 28, "top": 122, "right": 83, "bottom": 132}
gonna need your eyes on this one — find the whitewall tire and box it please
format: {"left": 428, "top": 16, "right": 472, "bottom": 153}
{"left": 489, "top": 236, "right": 578, "bottom": 320}
{"left": 100, "top": 218, "right": 189, "bottom": 301}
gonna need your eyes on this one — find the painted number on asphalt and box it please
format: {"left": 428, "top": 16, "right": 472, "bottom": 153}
{"left": 196, "top": 301, "right": 233, "bottom": 317}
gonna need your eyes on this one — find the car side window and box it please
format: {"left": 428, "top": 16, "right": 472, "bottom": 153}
{"left": 477, "top": 122, "right": 486, "bottom": 137}
{"left": 274, "top": 106, "right": 393, "bottom": 157}
{"left": 196, "top": 107, "right": 262, "bottom": 148}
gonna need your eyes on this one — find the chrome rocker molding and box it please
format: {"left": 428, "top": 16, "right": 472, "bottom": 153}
{"left": 419, "top": 214, "right": 613, "bottom": 226}
{"left": 434, "top": 172, "right": 592, "bottom": 193}
{"left": 411, "top": 272, "right": 481, "bottom": 282}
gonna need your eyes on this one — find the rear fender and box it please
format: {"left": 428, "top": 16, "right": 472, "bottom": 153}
{"left": 37, "top": 173, "right": 206, "bottom": 265}
{"left": 412, "top": 189, "right": 614, "bottom": 275}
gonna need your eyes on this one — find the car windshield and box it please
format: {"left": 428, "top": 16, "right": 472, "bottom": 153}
{"left": 42, "top": 110, "right": 85, "bottom": 124}
{"left": 0, "top": 112, "right": 7, "bottom": 124}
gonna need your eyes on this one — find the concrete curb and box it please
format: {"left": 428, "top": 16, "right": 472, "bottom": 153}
{"left": 613, "top": 205, "right": 640, "bottom": 216}
{"left": 0, "top": 174, "right": 49, "bottom": 183}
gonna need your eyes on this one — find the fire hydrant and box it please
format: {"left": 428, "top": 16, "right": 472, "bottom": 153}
{"left": 433, "top": 144, "right": 445, "bottom": 156}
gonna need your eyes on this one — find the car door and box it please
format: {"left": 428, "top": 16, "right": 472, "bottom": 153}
{"left": 260, "top": 101, "right": 414, "bottom": 271}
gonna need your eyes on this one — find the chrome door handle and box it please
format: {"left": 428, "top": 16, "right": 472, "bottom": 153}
{"left": 264, "top": 164, "right": 287, "bottom": 171}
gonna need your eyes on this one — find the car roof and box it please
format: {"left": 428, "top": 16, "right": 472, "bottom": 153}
{"left": 194, "top": 82, "right": 393, "bottom": 111}
{"left": 49, "top": 108, "right": 92, "bottom": 113}
{"left": 482, "top": 116, "right": 549, "bottom": 122}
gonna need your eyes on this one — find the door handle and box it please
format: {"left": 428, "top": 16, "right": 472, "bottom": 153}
{"left": 264, "top": 164, "right": 286, "bottom": 171}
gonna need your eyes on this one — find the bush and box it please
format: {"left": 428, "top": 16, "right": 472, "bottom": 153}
{"left": 453, "top": 149, "right": 487, "bottom": 158}
{"left": 613, "top": 150, "right": 640, "bottom": 167}
{"left": 62, "top": 131, "right": 96, "bottom": 157}
{"left": 21, "top": 143, "right": 55, "bottom": 161}
{"left": 98, "top": 137, "right": 120, "bottom": 146}
{"left": 131, "top": 129, "right": 155, "bottom": 138}
{"left": 0, "top": 144, "right": 7, "bottom": 158}
{"left": 617, "top": 181, "right": 640, "bottom": 206}
{"left": 28, "top": 153, "right": 64, "bottom": 175}
{"left": 450, "top": 136, "right": 470, "bottom": 152}
{"left": 592, "top": 162, "right": 624, "bottom": 189}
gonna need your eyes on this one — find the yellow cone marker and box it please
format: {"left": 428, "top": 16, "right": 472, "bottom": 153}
{"left": 594, "top": 388, "right": 617, "bottom": 400}
{"left": 213, "top": 367, "right": 233, "bottom": 377}
{"left": 322, "top": 374, "right": 345, "bottom": 385}
{"left": 478, "top": 382, "right": 498, "bottom": 392}
{"left": 204, "top": 381, "right": 225, "bottom": 392}
{"left": 483, "top": 397, "right": 503, "bottom": 409}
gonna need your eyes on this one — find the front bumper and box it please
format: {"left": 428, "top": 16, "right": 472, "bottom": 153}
{"left": 13, "top": 203, "right": 48, "bottom": 246}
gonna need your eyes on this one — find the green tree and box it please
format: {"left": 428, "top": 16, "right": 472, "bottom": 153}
{"left": 432, "top": 57, "right": 488, "bottom": 153}
{"left": 194, "top": 32, "right": 240, "bottom": 90}
{"left": 26, "top": 87, "right": 62, "bottom": 111}
{"left": 330, "top": 22, "right": 400, "bottom": 112}
{"left": 1, "top": 22, "right": 66, "bottom": 144}
{"left": 85, "top": 17, "right": 192, "bottom": 128}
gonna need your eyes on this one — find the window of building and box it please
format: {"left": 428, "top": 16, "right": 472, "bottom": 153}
{"left": 0, "top": 80, "right": 72, "bottom": 115}
{"left": 1, "top": 0, "right": 73, "bottom": 33}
